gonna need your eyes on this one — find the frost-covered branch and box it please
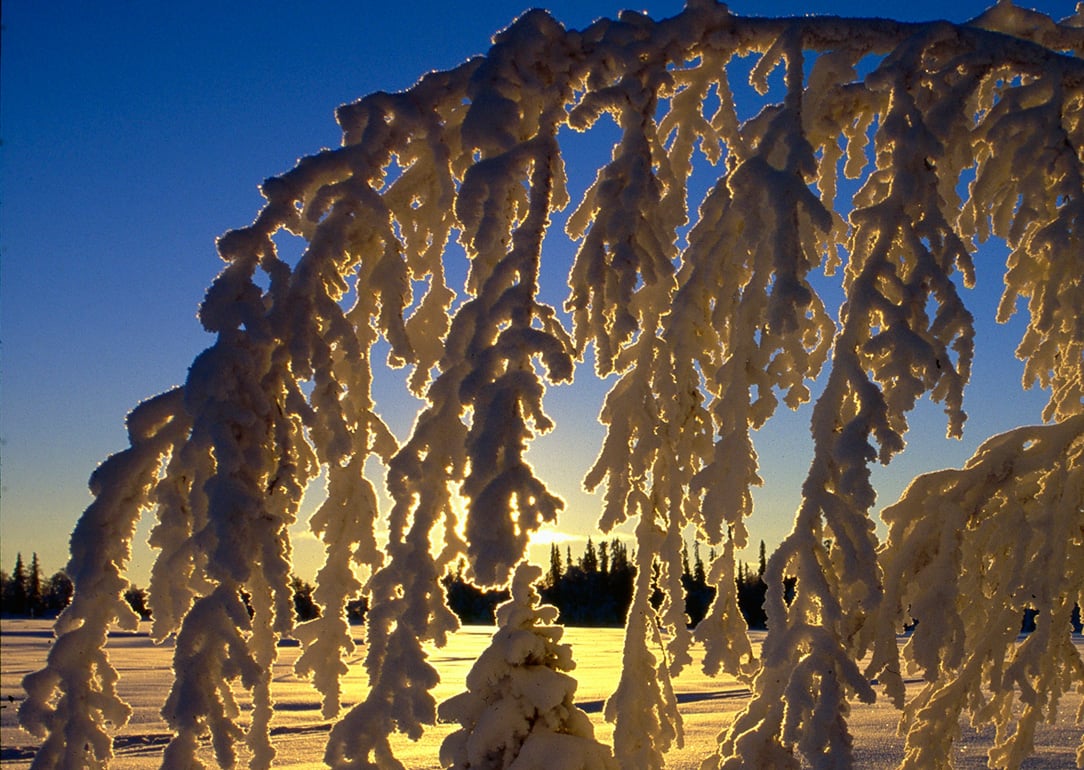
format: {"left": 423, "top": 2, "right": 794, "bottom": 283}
{"left": 868, "top": 415, "right": 1084, "bottom": 770}
{"left": 21, "top": 389, "right": 189, "bottom": 770}
{"left": 21, "top": 2, "right": 1084, "bottom": 768}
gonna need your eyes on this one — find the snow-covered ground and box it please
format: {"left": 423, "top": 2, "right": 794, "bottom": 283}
{"left": 2, "top": 619, "right": 1080, "bottom": 768}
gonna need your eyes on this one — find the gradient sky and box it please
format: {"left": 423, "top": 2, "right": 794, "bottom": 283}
{"left": 1, "top": 0, "right": 1069, "bottom": 583}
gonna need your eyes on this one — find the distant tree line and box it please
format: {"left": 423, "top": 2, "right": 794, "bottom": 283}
{"left": 0, "top": 553, "right": 345, "bottom": 625}
{"left": 0, "top": 544, "right": 781, "bottom": 629}
{"left": 435, "top": 539, "right": 637, "bottom": 627}
{"left": 440, "top": 538, "right": 781, "bottom": 629}
{"left": 438, "top": 538, "right": 1083, "bottom": 635}
{"left": 0, "top": 553, "right": 74, "bottom": 618}
{"left": 543, "top": 538, "right": 635, "bottom": 626}
{"left": 8, "top": 550, "right": 1076, "bottom": 635}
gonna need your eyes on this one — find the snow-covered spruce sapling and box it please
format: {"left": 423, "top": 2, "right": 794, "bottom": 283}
{"left": 440, "top": 563, "right": 617, "bottom": 770}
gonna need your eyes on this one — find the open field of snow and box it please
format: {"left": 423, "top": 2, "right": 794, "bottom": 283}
{"left": 2, "top": 619, "right": 1080, "bottom": 768}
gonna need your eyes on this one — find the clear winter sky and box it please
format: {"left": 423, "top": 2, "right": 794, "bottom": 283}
{"left": 0, "top": 0, "right": 1070, "bottom": 584}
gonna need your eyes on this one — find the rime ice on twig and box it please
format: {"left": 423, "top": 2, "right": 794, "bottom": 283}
{"left": 21, "top": 2, "right": 1084, "bottom": 768}
{"left": 868, "top": 415, "right": 1084, "bottom": 770}
{"left": 20, "top": 389, "right": 189, "bottom": 770}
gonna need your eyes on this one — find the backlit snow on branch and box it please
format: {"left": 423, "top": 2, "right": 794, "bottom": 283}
{"left": 20, "top": 389, "right": 189, "bottom": 770}
{"left": 21, "top": 1, "right": 1084, "bottom": 769}
{"left": 868, "top": 415, "right": 1084, "bottom": 770}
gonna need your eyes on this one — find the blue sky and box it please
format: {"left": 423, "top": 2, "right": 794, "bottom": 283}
{"left": 1, "top": 0, "right": 1069, "bottom": 582}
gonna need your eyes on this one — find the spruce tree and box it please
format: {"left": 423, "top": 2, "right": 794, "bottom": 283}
{"left": 547, "top": 544, "right": 562, "bottom": 587}
{"left": 9, "top": 553, "right": 28, "bottom": 616}
{"left": 44, "top": 572, "right": 74, "bottom": 615}
{"left": 28, "top": 553, "right": 43, "bottom": 617}
{"left": 582, "top": 538, "right": 598, "bottom": 574}
{"left": 440, "top": 563, "right": 616, "bottom": 769}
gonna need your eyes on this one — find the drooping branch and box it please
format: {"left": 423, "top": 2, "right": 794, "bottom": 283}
{"left": 868, "top": 415, "right": 1084, "bottom": 770}
{"left": 21, "top": 389, "right": 190, "bottom": 770}
{"left": 21, "top": 4, "right": 1084, "bottom": 770}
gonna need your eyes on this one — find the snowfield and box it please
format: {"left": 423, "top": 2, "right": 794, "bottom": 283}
{"left": 2, "top": 619, "right": 1080, "bottom": 768}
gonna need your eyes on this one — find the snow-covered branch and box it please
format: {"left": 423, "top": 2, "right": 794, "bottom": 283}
{"left": 869, "top": 415, "right": 1084, "bottom": 770}
{"left": 21, "top": 2, "right": 1083, "bottom": 768}
{"left": 21, "top": 389, "right": 189, "bottom": 769}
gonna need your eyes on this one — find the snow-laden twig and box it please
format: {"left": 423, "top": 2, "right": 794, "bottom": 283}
{"left": 21, "top": 3, "right": 1084, "bottom": 768}
{"left": 868, "top": 415, "right": 1084, "bottom": 770}
{"left": 21, "top": 389, "right": 189, "bottom": 770}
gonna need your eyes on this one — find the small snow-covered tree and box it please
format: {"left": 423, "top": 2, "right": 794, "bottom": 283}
{"left": 439, "top": 562, "right": 617, "bottom": 770}
{"left": 20, "top": 2, "right": 1083, "bottom": 769}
